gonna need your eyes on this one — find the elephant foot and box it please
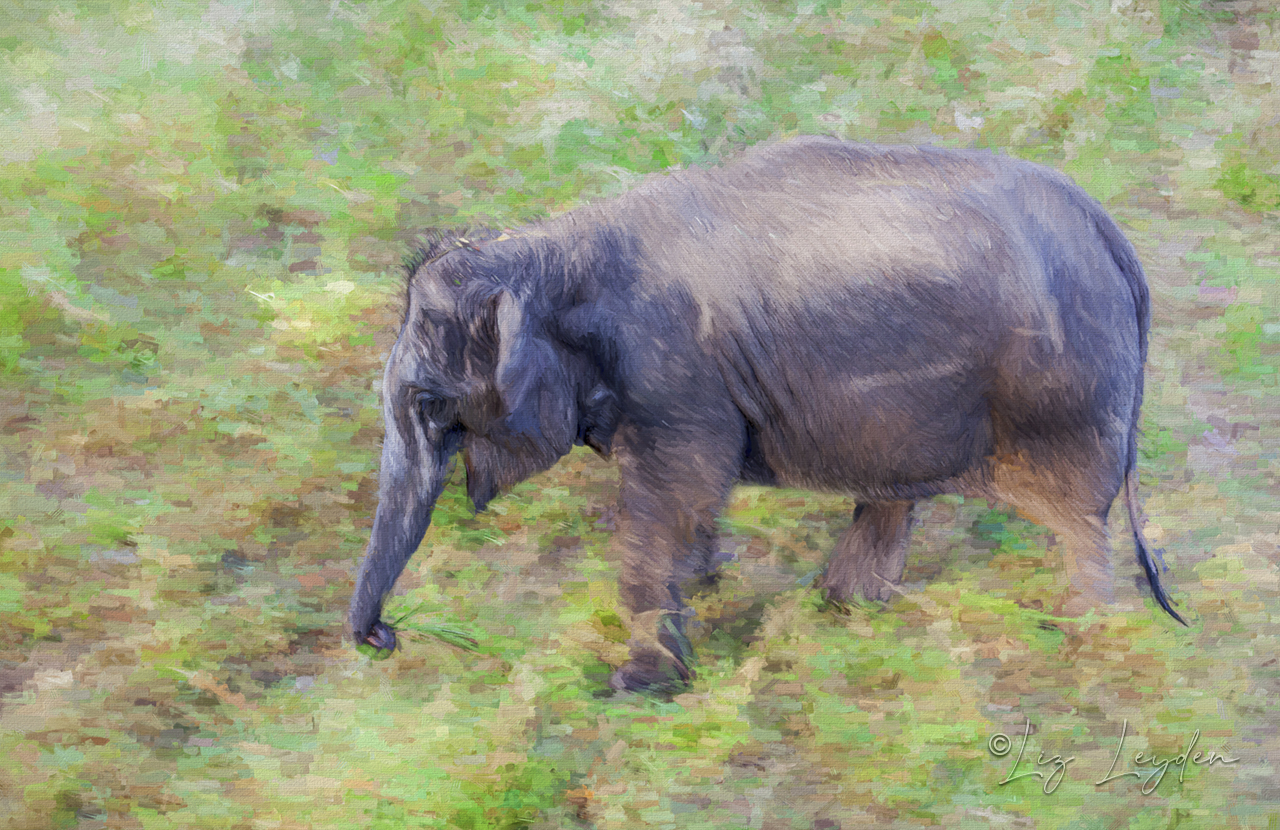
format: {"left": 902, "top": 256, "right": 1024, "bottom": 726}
{"left": 819, "top": 570, "right": 899, "bottom": 605}
{"left": 608, "top": 649, "right": 692, "bottom": 695}
{"left": 609, "top": 613, "right": 693, "bottom": 695}
{"left": 1056, "top": 590, "right": 1113, "bottom": 620}
{"left": 1056, "top": 573, "right": 1117, "bottom": 620}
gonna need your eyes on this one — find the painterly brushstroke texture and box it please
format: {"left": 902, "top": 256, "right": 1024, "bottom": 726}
{"left": 1, "top": 1, "right": 1276, "bottom": 826}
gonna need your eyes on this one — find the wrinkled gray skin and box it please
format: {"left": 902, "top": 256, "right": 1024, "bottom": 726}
{"left": 349, "top": 136, "right": 1184, "bottom": 693}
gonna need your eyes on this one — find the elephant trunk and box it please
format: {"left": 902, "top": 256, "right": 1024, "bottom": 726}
{"left": 348, "top": 387, "right": 450, "bottom": 649}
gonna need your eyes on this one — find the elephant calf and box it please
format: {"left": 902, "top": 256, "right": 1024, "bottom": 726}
{"left": 348, "top": 136, "right": 1184, "bottom": 693}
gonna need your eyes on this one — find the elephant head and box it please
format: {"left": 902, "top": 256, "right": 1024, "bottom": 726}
{"left": 347, "top": 236, "right": 613, "bottom": 651}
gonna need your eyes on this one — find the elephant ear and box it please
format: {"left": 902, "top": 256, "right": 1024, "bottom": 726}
{"left": 493, "top": 291, "right": 577, "bottom": 460}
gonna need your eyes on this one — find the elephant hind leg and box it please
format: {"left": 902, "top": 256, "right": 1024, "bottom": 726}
{"left": 819, "top": 501, "right": 915, "bottom": 604}
{"left": 987, "top": 460, "right": 1121, "bottom": 616}
{"left": 1051, "top": 513, "right": 1118, "bottom": 617}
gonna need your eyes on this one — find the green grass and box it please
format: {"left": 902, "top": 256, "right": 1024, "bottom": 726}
{"left": 2, "top": 0, "right": 1279, "bottom": 827}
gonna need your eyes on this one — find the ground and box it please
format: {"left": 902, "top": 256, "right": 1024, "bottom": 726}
{"left": 0, "top": 0, "right": 1278, "bottom": 827}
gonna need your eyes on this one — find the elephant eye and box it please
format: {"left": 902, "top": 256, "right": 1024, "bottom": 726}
{"left": 417, "top": 394, "right": 456, "bottom": 429}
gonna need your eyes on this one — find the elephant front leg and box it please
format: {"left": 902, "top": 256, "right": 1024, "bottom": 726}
{"left": 608, "top": 429, "right": 737, "bottom": 694}
{"left": 611, "top": 580, "right": 694, "bottom": 694}
{"left": 820, "top": 501, "right": 915, "bottom": 604}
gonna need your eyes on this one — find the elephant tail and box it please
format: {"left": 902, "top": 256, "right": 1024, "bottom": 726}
{"left": 1123, "top": 469, "right": 1186, "bottom": 625}
{"left": 1087, "top": 196, "right": 1186, "bottom": 625}
{"left": 1106, "top": 219, "right": 1185, "bottom": 624}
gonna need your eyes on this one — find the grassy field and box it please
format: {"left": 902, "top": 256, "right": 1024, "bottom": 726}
{"left": 2, "top": 0, "right": 1279, "bottom": 827}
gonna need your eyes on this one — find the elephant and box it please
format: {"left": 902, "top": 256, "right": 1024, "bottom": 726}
{"left": 348, "top": 135, "right": 1185, "bottom": 693}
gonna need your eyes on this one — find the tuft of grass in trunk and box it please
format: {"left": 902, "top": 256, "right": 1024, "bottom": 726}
{"left": 356, "top": 602, "right": 481, "bottom": 660}
{"left": 398, "top": 620, "right": 482, "bottom": 652}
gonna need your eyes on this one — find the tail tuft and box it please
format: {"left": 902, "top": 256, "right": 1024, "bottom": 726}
{"left": 1124, "top": 470, "right": 1187, "bottom": 626}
